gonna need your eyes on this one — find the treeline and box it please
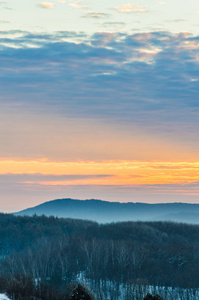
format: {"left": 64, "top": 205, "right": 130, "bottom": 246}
{"left": 1, "top": 213, "right": 199, "bottom": 290}
{"left": 0, "top": 273, "right": 165, "bottom": 300}
{"left": 0, "top": 274, "right": 94, "bottom": 300}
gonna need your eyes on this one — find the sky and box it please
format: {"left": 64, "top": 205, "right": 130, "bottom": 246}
{"left": 1, "top": 0, "right": 199, "bottom": 211}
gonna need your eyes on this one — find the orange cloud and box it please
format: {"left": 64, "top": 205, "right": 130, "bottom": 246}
{"left": 115, "top": 4, "right": 147, "bottom": 13}
{"left": 39, "top": 2, "right": 54, "bottom": 9}
{"left": 1, "top": 159, "right": 199, "bottom": 186}
{"left": 68, "top": 3, "right": 86, "bottom": 9}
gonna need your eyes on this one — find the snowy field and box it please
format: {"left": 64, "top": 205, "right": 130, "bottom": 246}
{"left": 76, "top": 274, "right": 199, "bottom": 300}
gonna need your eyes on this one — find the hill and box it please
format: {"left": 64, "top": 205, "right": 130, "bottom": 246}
{"left": 15, "top": 198, "right": 199, "bottom": 223}
{"left": 1, "top": 213, "right": 199, "bottom": 290}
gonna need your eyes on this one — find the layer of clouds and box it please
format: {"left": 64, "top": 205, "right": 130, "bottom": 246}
{"left": 2, "top": 174, "right": 199, "bottom": 212}
{"left": 0, "top": 30, "right": 199, "bottom": 153}
{"left": 1, "top": 29, "right": 199, "bottom": 209}
{"left": 0, "top": 174, "right": 111, "bottom": 186}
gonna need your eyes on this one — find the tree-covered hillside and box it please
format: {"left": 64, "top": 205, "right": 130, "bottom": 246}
{"left": 1, "top": 213, "right": 199, "bottom": 291}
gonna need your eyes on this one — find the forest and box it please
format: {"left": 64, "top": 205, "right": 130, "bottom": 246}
{"left": 0, "top": 213, "right": 199, "bottom": 299}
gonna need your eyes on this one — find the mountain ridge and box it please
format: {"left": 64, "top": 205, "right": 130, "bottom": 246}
{"left": 14, "top": 198, "right": 199, "bottom": 223}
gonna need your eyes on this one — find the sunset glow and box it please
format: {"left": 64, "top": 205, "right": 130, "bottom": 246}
{"left": 1, "top": 160, "right": 199, "bottom": 186}
{"left": 1, "top": 0, "right": 199, "bottom": 211}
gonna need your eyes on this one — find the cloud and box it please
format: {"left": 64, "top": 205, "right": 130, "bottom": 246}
{"left": 2, "top": 162, "right": 199, "bottom": 212}
{"left": 82, "top": 11, "right": 109, "bottom": 18}
{"left": 102, "top": 22, "right": 126, "bottom": 27}
{"left": 0, "top": 30, "right": 199, "bottom": 163}
{"left": 68, "top": 3, "right": 86, "bottom": 9}
{"left": 0, "top": 173, "right": 111, "bottom": 184}
{"left": 39, "top": 2, "right": 54, "bottom": 9}
{"left": 0, "top": 1, "right": 12, "bottom": 10}
{"left": 0, "top": 20, "right": 10, "bottom": 23}
{"left": 1, "top": 160, "right": 199, "bottom": 186}
{"left": 115, "top": 4, "right": 148, "bottom": 13}
{"left": 170, "top": 19, "right": 187, "bottom": 23}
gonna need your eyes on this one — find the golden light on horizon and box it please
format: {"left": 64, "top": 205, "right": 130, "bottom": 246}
{"left": 1, "top": 159, "right": 199, "bottom": 186}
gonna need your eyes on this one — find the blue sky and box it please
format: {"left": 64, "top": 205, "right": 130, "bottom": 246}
{"left": 0, "top": 0, "right": 199, "bottom": 211}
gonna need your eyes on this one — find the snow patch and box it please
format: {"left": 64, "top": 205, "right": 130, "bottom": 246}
{"left": 0, "top": 294, "right": 11, "bottom": 300}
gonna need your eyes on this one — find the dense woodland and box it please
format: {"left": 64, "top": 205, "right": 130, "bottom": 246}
{"left": 1, "top": 213, "right": 199, "bottom": 299}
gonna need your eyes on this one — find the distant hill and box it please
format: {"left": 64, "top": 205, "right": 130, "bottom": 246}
{"left": 14, "top": 198, "right": 199, "bottom": 223}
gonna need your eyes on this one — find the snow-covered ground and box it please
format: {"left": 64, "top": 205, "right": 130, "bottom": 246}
{"left": 76, "top": 273, "right": 199, "bottom": 300}
{"left": 0, "top": 294, "right": 10, "bottom": 300}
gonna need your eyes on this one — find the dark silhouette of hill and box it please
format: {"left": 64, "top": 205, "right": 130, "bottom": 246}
{"left": 14, "top": 198, "right": 199, "bottom": 223}
{"left": 1, "top": 213, "right": 199, "bottom": 289}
